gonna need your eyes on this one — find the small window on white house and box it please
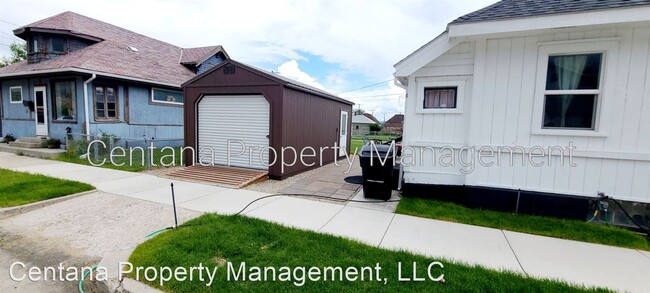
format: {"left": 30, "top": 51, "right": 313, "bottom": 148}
{"left": 9, "top": 86, "right": 23, "bottom": 103}
{"left": 424, "top": 87, "right": 457, "bottom": 109}
{"left": 152, "top": 88, "right": 183, "bottom": 105}
{"left": 542, "top": 53, "right": 602, "bottom": 129}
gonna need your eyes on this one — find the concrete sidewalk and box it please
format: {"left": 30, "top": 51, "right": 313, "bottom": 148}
{"left": 1, "top": 152, "right": 648, "bottom": 292}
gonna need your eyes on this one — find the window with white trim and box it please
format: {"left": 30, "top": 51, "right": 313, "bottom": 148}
{"left": 424, "top": 87, "right": 457, "bottom": 109}
{"left": 152, "top": 88, "right": 183, "bottom": 105}
{"left": 532, "top": 39, "right": 618, "bottom": 136}
{"left": 542, "top": 53, "right": 602, "bottom": 129}
{"left": 416, "top": 77, "right": 467, "bottom": 114}
{"left": 9, "top": 86, "right": 22, "bottom": 103}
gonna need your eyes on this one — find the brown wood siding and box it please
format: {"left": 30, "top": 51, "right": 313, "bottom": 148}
{"left": 279, "top": 87, "right": 352, "bottom": 177}
{"left": 183, "top": 61, "right": 353, "bottom": 179}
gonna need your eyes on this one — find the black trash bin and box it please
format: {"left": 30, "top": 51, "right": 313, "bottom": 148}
{"left": 359, "top": 144, "right": 396, "bottom": 200}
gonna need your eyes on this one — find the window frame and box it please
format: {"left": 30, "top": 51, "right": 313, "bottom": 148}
{"left": 50, "top": 79, "right": 77, "bottom": 123}
{"left": 9, "top": 86, "right": 23, "bottom": 104}
{"left": 531, "top": 39, "right": 619, "bottom": 137}
{"left": 423, "top": 86, "right": 458, "bottom": 109}
{"left": 541, "top": 53, "right": 602, "bottom": 130}
{"left": 415, "top": 76, "right": 467, "bottom": 114}
{"left": 150, "top": 87, "right": 184, "bottom": 106}
{"left": 50, "top": 37, "right": 66, "bottom": 53}
{"left": 93, "top": 84, "right": 119, "bottom": 121}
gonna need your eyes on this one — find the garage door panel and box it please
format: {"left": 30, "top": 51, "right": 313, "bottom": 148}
{"left": 198, "top": 95, "right": 270, "bottom": 170}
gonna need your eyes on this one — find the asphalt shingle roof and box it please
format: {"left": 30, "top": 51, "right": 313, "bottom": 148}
{"left": 180, "top": 46, "right": 225, "bottom": 65}
{"left": 352, "top": 115, "right": 376, "bottom": 124}
{"left": 451, "top": 0, "right": 650, "bottom": 24}
{"left": 0, "top": 11, "right": 226, "bottom": 86}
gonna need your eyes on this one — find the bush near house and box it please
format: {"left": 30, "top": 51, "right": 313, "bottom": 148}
{"left": 3, "top": 133, "right": 16, "bottom": 143}
{"left": 369, "top": 123, "right": 382, "bottom": 132}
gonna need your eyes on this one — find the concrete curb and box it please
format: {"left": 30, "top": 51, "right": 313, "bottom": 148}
{"left": 0, "top": 189, "right": 97, "bottom": 219}
{"left": 95, "top": 248, "right": 164, "bottom": 293}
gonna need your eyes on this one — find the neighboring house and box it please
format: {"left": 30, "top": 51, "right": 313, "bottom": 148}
{"left": 352, "top": 114, "right": 375, "bottom": 134}
{"left": 363, "top": 113, "right": 380, "bottom": 124}
{"left": 0, "top": 11, "right": 228, "bottom": 144}
{"left": 182, "top": 59, "right": 353, "bottom": 179}
{"left": 383, "top": 114, "right": 403, "bottom": 133}
{"left": 394, "top": 1, "right": 650, "bottom": 220}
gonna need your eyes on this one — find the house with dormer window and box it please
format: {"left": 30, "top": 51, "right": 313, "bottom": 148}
{"left": 0, "top": 11, "right": 228, "bottom": 145}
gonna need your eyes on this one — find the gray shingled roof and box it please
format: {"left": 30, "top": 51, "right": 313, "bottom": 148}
{"left": 451, "top": 0, "right": 650, "bottom": 24}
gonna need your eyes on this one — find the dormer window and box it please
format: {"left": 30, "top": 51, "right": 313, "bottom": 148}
{"left": 52, "top": 38, "right": 65, "bottom": 52}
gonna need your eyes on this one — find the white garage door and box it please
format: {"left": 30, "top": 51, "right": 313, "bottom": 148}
{"left": 198, "top": 95, "right": 270, "bottom": 170}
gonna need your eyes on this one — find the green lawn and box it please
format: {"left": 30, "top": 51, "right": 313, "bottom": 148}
{"left": 350, "top": 133, "right": 401, "bottom": 155}
{"left": 0, "top": 168, "right": 94, "bottom": 208}
{"left": 397, "top": 197, "right": 650, "bottom": 251}
{"left": 350, "top": 139, "right": 365, "bottom": 154}
{"left": 127, "top": 214, "right": 607, "bottom": 292}
{"left": 54, "top": 146, "right": 183, "bottom": 172}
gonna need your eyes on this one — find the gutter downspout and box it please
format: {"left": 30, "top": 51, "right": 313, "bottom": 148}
{"left": 83, "top": 74, "right": 96, "bottom": 138}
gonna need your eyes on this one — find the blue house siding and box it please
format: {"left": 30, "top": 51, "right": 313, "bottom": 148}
{"left": 128, "top": 86, "right": 183, "bottom": 126}
{"left": 1, "top": 78, "right": 183, "bottom": 146}
{"left": 1, "top": 76, "right": 87, "bottom": 140}
{"left": 87, "top": 84, "right": 183, "bottom": 141}
{"left": 197, "top": 54, "right": 225, "bottom": 75}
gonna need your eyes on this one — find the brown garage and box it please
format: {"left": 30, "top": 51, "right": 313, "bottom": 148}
{"left": 182, "top": 59, "right": 354, "bottom": 179}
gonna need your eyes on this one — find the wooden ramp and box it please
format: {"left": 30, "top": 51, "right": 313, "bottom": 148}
{"left": 167, "top": 165, "right": 267, "bottom": 188}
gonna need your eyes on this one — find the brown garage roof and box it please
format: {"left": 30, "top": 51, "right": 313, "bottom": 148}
{"left": 0, "top": 11, "right": 227, "bottom": 87}
{"left": 183, "top": 59, "right": 354, "bottom": 105}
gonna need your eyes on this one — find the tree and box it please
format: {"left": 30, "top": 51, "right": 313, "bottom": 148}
{"left": 369, "top": 123, "right": 382, "bottom": 132}
{"left": 0, "top": 42, "right": 27, "bottom": 68}
{"left": 353, "top": 108, "right": 365, "bottom": 115}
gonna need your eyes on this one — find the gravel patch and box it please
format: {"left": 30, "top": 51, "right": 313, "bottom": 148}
{"left": 141, "top": 166, "right": 185, "bottom": 178}
{"left": 0, "top": 191, "right": 201, "bottom": 258}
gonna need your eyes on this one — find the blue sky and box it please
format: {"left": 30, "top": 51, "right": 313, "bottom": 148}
{"left": 0, "top": 0, "right": 497, "bottom": 121}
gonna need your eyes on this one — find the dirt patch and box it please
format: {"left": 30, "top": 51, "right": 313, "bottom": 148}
{"left": 0, "top": 191, "right": 202, "bottom": 292}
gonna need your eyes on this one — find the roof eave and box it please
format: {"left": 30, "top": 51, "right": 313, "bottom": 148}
{"left": 13, "top": 27, "right": 104, "bottom": 43}
{"left": 448, "top": 5, "right": 650, "bottom": 38}
{"left": 393, "top": 31, "right": 465, "bottom": 78}
{"left": 0, "top": 67, "right": 181, "bottom": 88}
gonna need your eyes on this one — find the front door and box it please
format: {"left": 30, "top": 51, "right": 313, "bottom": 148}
{"left": 339, "top": 110, "right": 348, "bottom": 156}
{"left": 34, "top": 86, "right": 48, "bottom": 136}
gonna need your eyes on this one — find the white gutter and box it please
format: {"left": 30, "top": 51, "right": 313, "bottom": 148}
{"left": 83, "top": 74, "right": 96, "bottom": 137}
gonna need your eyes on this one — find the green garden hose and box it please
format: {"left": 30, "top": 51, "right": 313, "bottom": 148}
{"left": 78, "top": 265, "right": 97, "bottom": 293}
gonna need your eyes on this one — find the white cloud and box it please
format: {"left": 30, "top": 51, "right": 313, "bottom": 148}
{"left": 0, "top": 0, "right": 496, "bottom": 77}
{"left": 277, "top": 59, "right": 325, "bottom": 90}
{"left": 0, "top": 0, "right": 496, "bottom": 121}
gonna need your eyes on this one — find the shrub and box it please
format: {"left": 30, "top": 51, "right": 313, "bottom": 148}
{"left": 3, "top": 133, "right": 16, "bottom": 143}
{"left": 369, "top": 123, "right": 382, "bottom": 132}
{"left": 45, "top": 138, "right": 62, "bottom": 149}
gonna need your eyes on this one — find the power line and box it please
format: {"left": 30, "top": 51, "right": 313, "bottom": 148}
{"left": 342, "top": 92, "right": 403, "bottom": 99}
{"left": 0, "top": 31, "right": 22, "bottom": 41}
{"left": 0, "top": 35, "right": 22, "bottom": 42}
{"left": 335, "top": 79, "right": 393, "bottom": 94}
{"left": 0, "top": 19, "right": 19, "bottom": 27}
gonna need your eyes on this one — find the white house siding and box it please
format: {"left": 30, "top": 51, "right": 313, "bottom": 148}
{"left": 403, "top": 25, "right": 650, "bottom": 203}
